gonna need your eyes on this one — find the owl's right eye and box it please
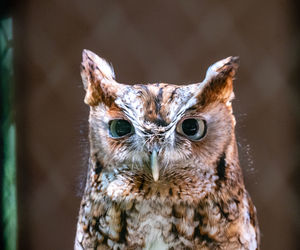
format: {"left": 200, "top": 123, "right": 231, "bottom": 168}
{"left": 176, "top": 118, "right": 207, "bottom": 141}
{"left": 109, "top": 119, "right": 134, "bottom": 138}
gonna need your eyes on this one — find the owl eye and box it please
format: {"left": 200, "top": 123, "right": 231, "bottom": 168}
{"left": 109, "top": 119, "right": 134, "bottom": 138}
{"left": 176, "top": 118, "right": 206, "bottom": 141}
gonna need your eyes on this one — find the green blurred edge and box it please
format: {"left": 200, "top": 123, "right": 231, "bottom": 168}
{"left": 1, "top": 18, "right": 17, "bottom": 250}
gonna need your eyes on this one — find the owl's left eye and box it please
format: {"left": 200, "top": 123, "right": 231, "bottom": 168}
{"left": 176, "top": 118, "right": 206, "bottom": 141}
{"left": 109, "top": 119, "right": 134, "bottom": 138}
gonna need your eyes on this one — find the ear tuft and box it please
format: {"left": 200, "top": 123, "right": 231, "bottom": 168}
{"left": 80, "top": 49, "right": 119, "bottom": 106}
{"left": 204, "top": 56, "right": 239, "bottom": 84}
{"left": 196, "top": 56, "right": 240, "bottom": 106}
{"left": 82, "top": 49, "right": 115, "bottom": 81}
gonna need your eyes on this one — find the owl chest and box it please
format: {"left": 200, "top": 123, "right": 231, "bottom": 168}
{"left": 77, "top": 195, "right": 258, "bottom": 250}
{"left": 125, "top": 202, "right": 173, "bottom": 250}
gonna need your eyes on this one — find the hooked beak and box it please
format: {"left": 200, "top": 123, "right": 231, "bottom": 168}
{"left": 150, "top": 148, "right": 159, "bottom": 181}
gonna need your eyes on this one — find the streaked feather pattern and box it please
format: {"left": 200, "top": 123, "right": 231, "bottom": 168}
{"left": 75, "top": 50, "right": 259, "bottom": 250}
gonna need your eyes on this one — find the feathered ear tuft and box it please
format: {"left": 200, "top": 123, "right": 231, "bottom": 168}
{"left": 204, "top": 56, "right": 239, "bottom": 82}
{"left": 81, "top": 49, "right": 121, "bottom": 106}
{"left": 197, "top": 56, "right": 240, "bottom": 106}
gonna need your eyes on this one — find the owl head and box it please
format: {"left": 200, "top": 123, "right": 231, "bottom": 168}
{"left": 81, "top": 50, "right": 240, "bottom": 201}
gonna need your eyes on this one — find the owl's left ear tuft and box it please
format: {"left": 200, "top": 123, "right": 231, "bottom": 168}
{"left": 81, "top": 49, "right": 115, "bottom": 81}
{"left": 80, "top": 49, "right": 119, "bottom": 106}
{"left": 198, "top": 56, "right": 240, "bottom": 105}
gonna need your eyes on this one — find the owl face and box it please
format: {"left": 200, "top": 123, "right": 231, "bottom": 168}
{"left": 81, "top": 50, "right": 239, "bottom": 189}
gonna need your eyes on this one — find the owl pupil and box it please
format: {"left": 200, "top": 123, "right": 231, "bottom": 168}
{"left": 182, "top": 119, "right": 199, "bottom": 136}
{"left": 115, "top": 120, "right": 132, "bottom": 136}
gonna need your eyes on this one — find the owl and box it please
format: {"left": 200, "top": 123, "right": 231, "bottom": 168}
{"left": 74, "top": 50, "right": 260, "bottom": 250}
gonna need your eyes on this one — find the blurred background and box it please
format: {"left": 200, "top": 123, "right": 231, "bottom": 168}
{"left": 1, "top": 0, "right": 300, "bottom": 249}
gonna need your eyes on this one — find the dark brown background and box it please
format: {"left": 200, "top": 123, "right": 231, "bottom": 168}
{"left": 11, "top": 0, "right": 300, "bottom": 249}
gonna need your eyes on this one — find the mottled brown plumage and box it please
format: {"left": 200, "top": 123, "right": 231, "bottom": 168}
{"left": 75, "top": 50, "right": 260, "bottom": 250}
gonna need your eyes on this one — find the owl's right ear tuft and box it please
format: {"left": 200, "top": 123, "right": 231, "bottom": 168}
{"left": 204, "top": 56, "right": 239, "bottom": 82}
{"left": 81, "top": 49, "right": 119, "bottom": 106}
{"left": 196, "top": 56, "right": 240, "bottom": 106}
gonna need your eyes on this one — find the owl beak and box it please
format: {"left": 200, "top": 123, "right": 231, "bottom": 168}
{"left": 150, "top": 148, "right": 159, "bottom": 182}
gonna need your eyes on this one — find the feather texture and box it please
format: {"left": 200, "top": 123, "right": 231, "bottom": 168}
{"left": 75, "top": 50, "right": 260, "bottom": 250}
